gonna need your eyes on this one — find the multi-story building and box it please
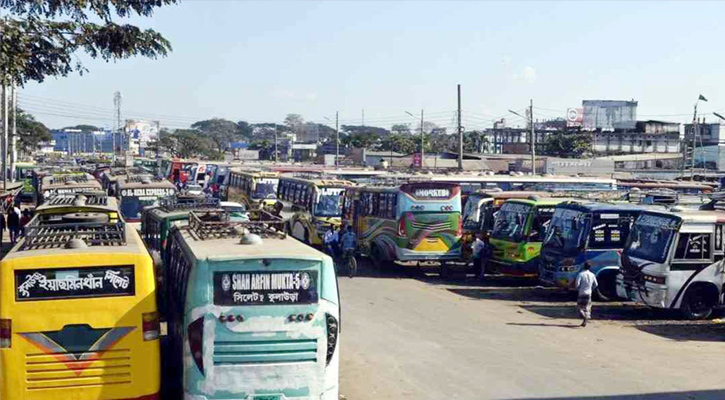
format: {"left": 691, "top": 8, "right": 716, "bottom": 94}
{"left": 592, "top": 120, "right": 681, "bottom": 154}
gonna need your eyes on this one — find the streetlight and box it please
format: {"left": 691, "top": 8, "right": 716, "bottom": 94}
{"left": 323, "top": 113, "right": 339, "bottom": 168}
{"left": 509, "top": 102, "right": 536, "bottom": 174}
{"left": 406, "top": 110, "right": 424, "bottom": 169}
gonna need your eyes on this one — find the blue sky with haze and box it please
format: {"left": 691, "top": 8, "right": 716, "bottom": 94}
{"left": 19, "top": 1, "right": 725, "bottom": 130}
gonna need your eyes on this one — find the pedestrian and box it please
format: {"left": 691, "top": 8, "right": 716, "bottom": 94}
{"left": 7, "top": 208, "right": 20, "bottom": 245}
{"left": 472, "top": 233, "right": 487, "bottom": 280}
{"left": 19, "top": 209, "right": 31, "bottom": 237}
{"left": 0, "top": 211, "right": 6, "bottom": 245}
{"left": 575, "top": 262, "right": 598, "bottom": 327}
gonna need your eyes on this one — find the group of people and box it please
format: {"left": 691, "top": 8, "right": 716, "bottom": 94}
{"left": 0, "top": 206, "right": 32, "bottom": 246}
{"left": 323, "top": 225, "right": 357, "bottom": 260}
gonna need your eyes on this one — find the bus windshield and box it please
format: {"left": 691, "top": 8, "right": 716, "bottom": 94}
{"left": 314, "top": 187, "right": 344, "bottom": 217}
{"left": 626, "top": 214, "right": 680, "bottom": 263}
{"left": 252, "top": 178, "right": 278, "bottom": 200}
{"left": 462, "top": 196, "right": 484, "bottom": 229}
{"left": 544, "top": 208, "right": 590, "bottom": 253}
{"left": 492, "top": 202, "right": 531, "bottom": 242}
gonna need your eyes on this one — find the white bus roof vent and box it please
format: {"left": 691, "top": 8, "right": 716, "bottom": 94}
{"left": 240, "top": 233, "right": 263, "bottom": 245}
{"left": 670, "top": 205, "right": 686, "bottom": 212}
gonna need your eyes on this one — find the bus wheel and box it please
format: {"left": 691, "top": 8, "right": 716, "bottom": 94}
{"left": 681, "top": 285, "right": 716, "bottom": 320}
{"left": 594, "top": 271, "right": 618, "bottom": 301}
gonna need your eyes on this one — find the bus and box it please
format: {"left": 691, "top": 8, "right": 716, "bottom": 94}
{"left": 162, "top": 159, "right": 197, "bottom": 184}
{"left": 163, "top": 212, "right": 340, "bottom": 400}
{"left": 277, "top": 177, "right": 352, "bottom": 246}
{"left": 426, "top": 174, "right": 618, "bottom": 194}
{"left": 617, "top": 178, "right": 715, "bottom": 194}
{"left": 342, "top": 182, "right": 463, "bottom": 269}
{"left": 0, "top": 217, "right": 161, "bottom": 400}
{"left": 38, "top": 173, "right": 103, "bottom": 204}
{"left": 141, "top": 197, "right": 223, "bottom": 255}
{"left": 33, "top": 193, "right": 121, "bottom": 224}
{"left": 116, "top": 176, "right": 177, "bottom": 223}
{"left": 487, "top": 197, "right": 569, "bottom": 277}
{"left": 617, "top": 209, "right": 725, "bottom": 319}
{"left": 226, "top": 169, "right": 280, "bottom": 209}
{"left": 539, "top": 202, "right": 658, "bottom": 300}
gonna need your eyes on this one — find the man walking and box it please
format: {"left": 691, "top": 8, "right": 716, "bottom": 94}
{"left": 575, "top": 262, "right": 598, "bottom": 327}
{"left": 7, "top": 208, "right": 19, "bottom": 245}
{"left": 0, "top": 210, "right": 6, "bottom": 246}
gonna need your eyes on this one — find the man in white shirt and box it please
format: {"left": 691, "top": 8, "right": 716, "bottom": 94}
{"left": 471, "top": 233, "right": 487, "bottom": 280}
{"left": 575, "top": 262, "right": 598, "bottom": 327}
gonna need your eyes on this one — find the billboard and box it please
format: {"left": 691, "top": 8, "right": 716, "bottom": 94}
{"left": 566, "top": 108, "right": 583, "bottom": 128}
{"left": 582, "top": 100, "right": 637, "bottom": 131}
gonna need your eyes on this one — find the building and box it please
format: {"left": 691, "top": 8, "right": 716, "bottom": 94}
{"left": 124, "top": 119, "right": 160, "bottom": 155}
{"left": 592, "top": 120, "right": 681, "bottom": 154}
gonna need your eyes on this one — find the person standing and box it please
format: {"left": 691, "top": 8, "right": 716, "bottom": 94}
{"left": 0, "top": 211, "right": 6, "bottom": 246}
{"left": 7, "top": 208, "right": 20, "bottom": 245}
{"left": 575, "top": 262, "right": 598, "bottom": 327}
{"left": 472, "top": 233, "right": 487, "bottom": 280}
{"left": 19, "top": 209, "right": 31, "bottom": 237}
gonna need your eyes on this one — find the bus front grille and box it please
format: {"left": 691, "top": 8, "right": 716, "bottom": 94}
{"left": 25, "top": 349, "right": 132, "bottom": 390}
{"left": 410, "top": 221, "right": 452, "bottom": 233}
{"left": 213, "top": 338, "right": 318, "bottom": 365}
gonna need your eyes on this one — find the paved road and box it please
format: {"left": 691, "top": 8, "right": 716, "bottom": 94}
{"left": 338, "top": 263, "right": 725, "bottom": 400}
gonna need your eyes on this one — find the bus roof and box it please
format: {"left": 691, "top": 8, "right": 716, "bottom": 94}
{"left": 4, "top": 221, "right": 146, "bottom": 261}
{"left": 557, "top": 201, "right": 659, "bottom": 213}
{"left": 35, "top": 194, "right": 119, "bottom": 214}
{"left": 642, "top": 208, "right": 725, "bottom": 224}
{"left": 279, "top": 176, "right": 352, "bottom": 187}
{"left": 117, "top": 177, "right": 176, "bottom": 190}
{"left": 506, "top": 197, "right": 574, "bottom": 207}
{"left": 230, "top": 169, "right": 279, "bottom": 178}
{"left": 469, "top": 190, "right": 551, "bottom": 199}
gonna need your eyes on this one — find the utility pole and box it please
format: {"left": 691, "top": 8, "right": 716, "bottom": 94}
{"left": 113, "top": 91, "right": 122, "bottom": 162}
{"left": 274, "top": 123, "right": 278, "bottom": 163}
{"left": 335, "top": 111, "right": 339, "bottom": 168}
{"left": 2, "top": 82, "right": 7, "bottom": 190}
{"left": 530, "top": 99, "right": 536, "bottom": 175}
{"left": 11, "top": 82, "right": 16, "bottom": 182}
{"left": 457, "top": 84, "right": 463, "bottom": 170}
{"left": 420, "top": 109, "right": 424, "bottom": 169}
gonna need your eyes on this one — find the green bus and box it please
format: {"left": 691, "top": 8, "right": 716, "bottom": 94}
{"left": 487, "top": 197, "right": 569, "bottom": 277}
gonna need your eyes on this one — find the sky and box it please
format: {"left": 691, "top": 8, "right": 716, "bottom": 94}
{"left": 16, "top": 1, "right": 725, "bottom": 131}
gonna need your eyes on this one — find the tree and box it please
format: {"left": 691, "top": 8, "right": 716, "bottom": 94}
{"left": 541, "top": 131, "right": 592, "bottom": 158}
{"left": 1, "top": 0, "right": 178, "bottom": 86}
{"left": 15, "top": 108, "right": 50, "bottom": 155}
{"left": 341, "top": 125, "right": 390, "bottom": 137}
{"left": 341, "top": 132, "right": 379, "bottom": 150}
{"left": 62, "top": 124, "right": 99, "bottom": 131}
{"left": 391, "top": 124, "right": 411, "bottom": 135}
{"left": 236, "top": 121, "right": 254, "bottom": 139}
{"left": 191, "top": 118, "right": 239, "bottom": 158}
{"left": 152, "top": 129, "right": 214, "bottom": 159}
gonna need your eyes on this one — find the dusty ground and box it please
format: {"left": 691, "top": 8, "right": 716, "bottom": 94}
{"left": 338, "top": 262, "right": 725, "bottom": 400}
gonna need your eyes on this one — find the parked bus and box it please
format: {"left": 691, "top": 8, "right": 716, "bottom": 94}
{"left": 342, "top": 182, "right": 463, "bottom": 269}
{"left": 227, "top": 169, "right": 280, "bottom": 209}
{"left": 163, "top": 212, "right": 340, "bottom": 400}
{"left": 617, "top": 178, "right": 715, "bottom": 194}
{"left": 0, "top": 218, "right": 161, "bottom": 400}
{"left": 539, "top": 202, "right": 658, "bottom": 300}
{"left": 34, "top": 193, "right": 121, "bottom": 224}
{"left": 141, "top": 197, "right": 223, "bottom": 255}
{"left": 617, "top": 209, "right": 725, "bottom": 319}
{"left": 426, "top": 174, "right": 618, "bottom": 194}
{"left": 277, "top": 177, "right": 352, "bottom": 246}
{"left": 162, "top": 159, "right": 197, "bottom": 184}
{"left": 487, "top": 197, "right": 569, "bottom": 276}
{"left": 38, "top": 173, "right": 103, "bottom": 204}
{"left": 116, "top": 176, "right": 177, "bottom": 223}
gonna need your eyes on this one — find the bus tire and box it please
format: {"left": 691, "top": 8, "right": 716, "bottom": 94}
{"left": 594, "top": 270, "right": 618, "bottom": 301}
{"left": 371, "top": 245, "right": 389, "bottom": 271}
{"left": 681, "top": 284, "right": 717, "bottom": 320}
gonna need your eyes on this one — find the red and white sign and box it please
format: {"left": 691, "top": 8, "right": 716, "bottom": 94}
{"left": 566, "top": 108, "right": 583, "bottom": 127}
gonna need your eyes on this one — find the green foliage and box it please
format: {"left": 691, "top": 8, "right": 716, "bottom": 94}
{"left": 390, "top": 124, "right": 411, "bottom": 135}
{"left": 191, "top": 118, "right": 240, "bottom": 158}
{"left": 341, "top": 132, "right": 379, "bottom": 150}
{"left": 341, "top": 125, "right": 390, "bottom": 137}
{"left": 541, "top": 131, "right": 592, "bottom": 158}
{"left": 16, "top": 108, "right": 51, "bottom": 154}
{"left": 1, "top": 0, "right": 178, "bottom": 85}
{"left": 153, "top": 129, "right": 215, "bottom": 159}
{"left": 61, "top": 124, "right": 100, "bottom": 131}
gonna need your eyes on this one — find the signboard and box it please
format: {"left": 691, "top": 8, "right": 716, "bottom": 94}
{"left": 413, "top": 188, "right": 450, "bottom": 199}
{"left": 566, "top": 108, "right": 583, "bottom": 128}
{"left": 120, "top": 188, "right": 176, "bottom": 198}
{"left": 545, "top": 158, "right": 614, "bottom": 175}
{"left": 235, "top": 150, "right": 260, "bottom": 160}
{"left": 43, "top": 187, "right": 98, "bottom": 198}
{"left": 213, "top": 271, "right": 318, "bottom": 305}
{"left": 16, "top": 266, "right": 135, "bottom": 301}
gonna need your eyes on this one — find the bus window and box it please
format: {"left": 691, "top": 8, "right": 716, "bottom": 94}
{"left": 315, "top": 188, "right": 344, "bottom": 217}
{"left": 674, "top": 233, "right": 711, "bottom": 260}
{"left": 253, "top": 178, "right": 278, "bottom": 200}
{"left": 492, "top": 202, "right": 531, "bottom": 242}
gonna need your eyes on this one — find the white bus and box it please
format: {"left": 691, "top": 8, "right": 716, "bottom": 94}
{"left": 617, "top": 209, "right": 725, "bottom": 319}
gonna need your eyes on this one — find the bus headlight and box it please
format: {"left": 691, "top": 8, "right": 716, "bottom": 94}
{"left": 188, "top": 317, "right": 205, "bottom": 376}
{"left": 558, "top": 266, "right": 579, "bottom": 272}
{"left": 142, "top": 312, "right": 160, "bottom": 341}
{"left": 642, "top": 274, "right": 666, "bottom": 285}
{"left": 326, "top": 313, "right": 338, "bottom": 366}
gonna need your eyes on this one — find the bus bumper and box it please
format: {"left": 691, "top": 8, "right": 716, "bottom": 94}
{"left": 539, "top": 269, "right": 577, "bottom": 289}
{"left": 396, "top": 247, "right": 461, "bottom": 262}
{"left": 185, "top": 392, "right": 336, "bottom": 400}
{"left": 488, "top": 257, "right": 539, "bottom": 277}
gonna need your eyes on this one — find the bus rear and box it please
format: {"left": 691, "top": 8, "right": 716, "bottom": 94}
{"left": 0, "top": 223, "right": 161, "bottom": 400}
{"left": 168, "top": 220, "right": 340, "bottom": 400}
{"left": 396, "top": 182, "right": 462, "bottom": 261}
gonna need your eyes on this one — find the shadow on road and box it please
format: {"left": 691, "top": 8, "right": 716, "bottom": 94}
{"left": 503, "top": 389, "right": 725, "bottom": 400}
{"left": 519, "top": 303, "right": 675, "bottom": 321}
{"left": 634, "top": 322, "right": 725, "bottom": 342}
{"left": 507, "top": 322, "right": 580, "bottom": 329}
{"left": 448, "top": 286, "right": 575, "bottom": 303}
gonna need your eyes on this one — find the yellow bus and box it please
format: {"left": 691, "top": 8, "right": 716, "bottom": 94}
{"left": 39, "top": 173, "right": 103, "bottom": 204}
{"left": 277, "top": 176, "right": 352, "bottom": 246}
{"left": 0, "top": 218, "right": 161, "bottom": 400}
{"left": 225, "top": 169, "right": 279, "bottom": 210}
{"left": 33, "top": 193, "right": 121, "bottom": 224}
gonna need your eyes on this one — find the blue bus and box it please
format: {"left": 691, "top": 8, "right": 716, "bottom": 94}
{"left": 539, "top": 202, "right": 658, "bottom": 300}
{"left": 163, "top": 212, "right": 340, "bottom": 400}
